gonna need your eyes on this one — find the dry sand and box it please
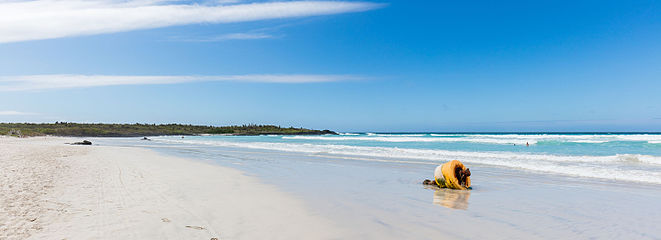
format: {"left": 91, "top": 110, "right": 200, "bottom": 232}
{"left": 0, "top": 136, "right": 342, "bottom": 240}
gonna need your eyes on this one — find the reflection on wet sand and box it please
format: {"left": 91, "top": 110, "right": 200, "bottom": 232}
{"left": 432, "top": 188, "right": 471, "bottom": 210}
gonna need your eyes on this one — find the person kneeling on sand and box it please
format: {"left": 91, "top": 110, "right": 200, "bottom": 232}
{"left": 423, "top": 160, "right": 471, "bottom": 190}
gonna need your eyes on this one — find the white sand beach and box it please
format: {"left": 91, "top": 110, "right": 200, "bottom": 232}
{"left": 4, "top": 136, "right": 661, "bottom": 240}
{"left": 0, "top": 137, "right": 341, "bottom": 240}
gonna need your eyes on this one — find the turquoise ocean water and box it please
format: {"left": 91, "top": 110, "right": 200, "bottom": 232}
{"left": 144, "top": 133, "right": 661, "bottom": 185}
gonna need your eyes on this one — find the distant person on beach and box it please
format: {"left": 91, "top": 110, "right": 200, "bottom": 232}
{"left": 526, "top": 142, "right": 529, "bottom": 147}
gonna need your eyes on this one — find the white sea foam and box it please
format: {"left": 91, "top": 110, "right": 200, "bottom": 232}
{"left": 461, "top": 134, "right": 661, "bottom": 144}
{"left": 569, "top": 140, "right": 610, "bottom": 143}
{"left": 285, "top": 134, "right": 661, "bottom": 145}
{"left": 283, "top": 135, "right": 536, "bottom": 145}
{"left": 156, "top": 138, "right": 661, "bottom": 184}
{"left": 373, "top": 134, "right": 427, "bottom": 137}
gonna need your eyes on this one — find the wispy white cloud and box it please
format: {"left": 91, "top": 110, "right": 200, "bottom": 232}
{"left": 0, "top": 111, "right": 36, "bottom": 116}
{"left": 0, "top": 74, "right": 365, "bottom": 91}
{"left": 214, "top": 32, "right": 274, "bottom": 40}
{"left": 172, "top": 32, "right": 275, "bottom": 42}
{"left": 0, "top": 0, "right": 383, "bottom": 43}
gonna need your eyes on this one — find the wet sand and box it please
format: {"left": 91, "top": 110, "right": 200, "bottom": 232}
{"left": 123, "top": 141, "right": 661, "bottom": 240}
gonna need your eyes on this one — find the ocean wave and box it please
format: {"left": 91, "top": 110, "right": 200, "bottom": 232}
{"left": 466, "top": 134, "right": 661, "bottom": 144}
{"left": 282, "top": 135, "right": 536, "bottom": 145}
{"left": 567, "top": 140, "right": 610, "bottom": 143}
{"left": 615, "top": 154, "right": 661, "bottom": 165}
{"left": 615, "top": 134, "right": 661, "bottom": 142}
{"left": 374, "top": 134, "right": 428, "bottom": 137}
{"left": 156, "top": 138, "right": 661, "bottom": 184}
{"left": 286, "top": 134, "right": 661, "bottom": 145}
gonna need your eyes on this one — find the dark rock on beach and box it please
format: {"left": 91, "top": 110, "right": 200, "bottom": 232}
{"left": 321, "top": 129, "right": 337, "bottom": 135}
{"left": 71, "top": 140, "right": 92, "bottom": 145}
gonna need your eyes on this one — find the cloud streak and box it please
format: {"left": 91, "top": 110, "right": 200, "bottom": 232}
{"left": 0, "top": 74, "right": 365, "bottom": 91}
{"left": 0, "top": 111, "right": 36, "bottom": 116}
{"left": 172, "top": 32, "right": 276, "bottom": 42}
{"left": 0, "top": 0, "right": 383, "bottom": 43}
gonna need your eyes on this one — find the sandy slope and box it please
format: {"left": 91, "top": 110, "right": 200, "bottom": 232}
{"left": 0, "top": 137, "right": 341, "bottom": 240}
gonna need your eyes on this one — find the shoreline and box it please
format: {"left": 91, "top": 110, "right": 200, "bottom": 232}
{"left": 4, "top": 136, "right": 661, "bottom": 239}
{"left": 0, "top": 137, "right": 342, "bottom": 240}
{"left": 118, "top": 136, "right": 661, "bottom": 239}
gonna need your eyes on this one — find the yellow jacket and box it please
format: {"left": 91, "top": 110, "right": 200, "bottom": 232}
{"left": 434, "top": 160, "right": 471, "bottom": 190}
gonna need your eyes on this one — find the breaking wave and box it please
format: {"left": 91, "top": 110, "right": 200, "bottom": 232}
{"left": 156, "top": 138, "right": 661, "bottom": 184}
{"left": 283, "top": 133, "right": 661, "bottom": 145}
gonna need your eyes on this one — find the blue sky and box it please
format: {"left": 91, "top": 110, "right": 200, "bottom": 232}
{"left": 1, "top": 0, "right": 660, "bottom": 132}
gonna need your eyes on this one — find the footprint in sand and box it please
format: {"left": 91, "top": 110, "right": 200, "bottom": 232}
{"left": 185, "top": 225, "right": 206, "bottom": 230}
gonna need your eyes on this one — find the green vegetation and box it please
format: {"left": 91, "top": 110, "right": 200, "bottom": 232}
{"left": 0, "top": 123, "right": 336, "bottom": 137}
